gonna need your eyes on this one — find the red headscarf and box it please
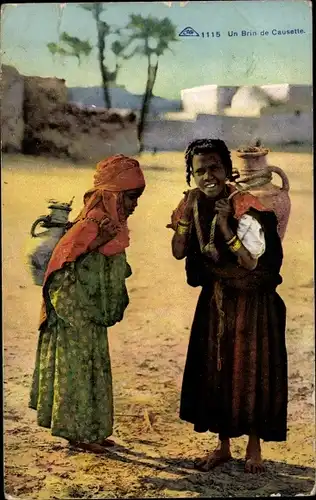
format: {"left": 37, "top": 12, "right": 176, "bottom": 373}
{"left": 39, "top": 154, "right": 145, "bottom": 328}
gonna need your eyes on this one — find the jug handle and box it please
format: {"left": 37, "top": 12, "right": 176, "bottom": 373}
{"left": 31, "top": 216, "right": 50, "bottom": 238}
{"left": 268, "top": 165, "right": 290, "bottom": 192}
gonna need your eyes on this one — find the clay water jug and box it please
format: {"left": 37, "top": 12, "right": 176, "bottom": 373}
{"left": 236, "top": 147, "right": 291, "bottom": 240}
{"left": 27, "top": 198, "right": 74, "bottom": 286}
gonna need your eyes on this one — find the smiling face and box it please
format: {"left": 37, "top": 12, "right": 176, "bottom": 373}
{"left": 192, "top": 152, "right": 227, "bottom": 198}
{"left": 123, "top": 187, "right": 144, "bottom": 218}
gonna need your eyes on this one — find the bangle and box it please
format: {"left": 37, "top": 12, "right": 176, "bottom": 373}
{"left": 178, "top": 219, "right": 191, "bottom": 227}
{"left": 226, "top": 235, "right": 237, "bottom": 246}
{"left": 177, "top": 223, "right": 190, "bottom": 235}
{"left": 229, "top": 238, "right": 242, "bottom": 253}
{"left": 99, "top": 216, "right": 110, "bottom": 228}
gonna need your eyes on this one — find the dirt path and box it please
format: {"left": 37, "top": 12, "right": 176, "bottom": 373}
{"left": 3, "top": 152, "right": 315, "bottom": 498}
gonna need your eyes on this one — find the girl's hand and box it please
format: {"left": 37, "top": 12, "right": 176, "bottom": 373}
{"left": 215, "top": 198, "right": 233, "bottom": 227}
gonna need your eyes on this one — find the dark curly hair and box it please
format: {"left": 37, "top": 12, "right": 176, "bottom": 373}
{"left": 185, "top": 138, "right": 233, "bottom": 186}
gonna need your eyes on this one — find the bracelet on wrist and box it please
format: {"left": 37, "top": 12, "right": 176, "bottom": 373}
{"left": 176, "top": 222, "right": 190, "bottom": 235}
{"left": 178, "top": 218, "right": 191, "bottom": 227}
{"left": 226, "top": 235, "right": 237, "bottom": 246}
{"left": 229, "top": 237, "right": 242, "bottom": 253}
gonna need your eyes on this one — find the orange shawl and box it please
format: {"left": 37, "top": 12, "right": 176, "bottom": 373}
{"left": 39, "top": 154, "right": 145, "bottom": 329}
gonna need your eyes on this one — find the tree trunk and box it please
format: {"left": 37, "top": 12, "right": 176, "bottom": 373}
{"left": 108, "top": 61, "right": 119, "bottom": 86}
{"left": 137, "top": 65, "right": 151, "bottom": 153}
{"left": 95, "top": 12, "right": 111, "bottom": 109}
{"left": 138, "top": 60, "right": 158, "bottom": 154}
{"left": 99, "top": 57, "right": 112, "bottom": 109}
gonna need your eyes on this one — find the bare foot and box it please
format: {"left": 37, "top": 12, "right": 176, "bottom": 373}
{"left": 245, "top": 456, "right": 265, "bottom": 473}
{"left": 194, "top": 447, "right": 232, "bottom": 471}
{"left": 245, "top": 435, "right": 265, "bottom": 473}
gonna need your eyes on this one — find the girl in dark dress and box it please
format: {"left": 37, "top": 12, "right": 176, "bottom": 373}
{"left": 168, "top": 139, "right": 287, "bottom": 473}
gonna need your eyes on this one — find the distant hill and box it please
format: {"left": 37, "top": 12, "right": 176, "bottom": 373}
{"left": 67, "top": 86, "right": 182, "bottom": 112}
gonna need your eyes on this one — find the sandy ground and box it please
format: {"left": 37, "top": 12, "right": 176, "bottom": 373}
{"left": 3, "top": 150, "right": 315, "bottom": 498}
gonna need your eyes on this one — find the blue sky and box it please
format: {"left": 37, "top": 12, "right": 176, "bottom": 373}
{"left": 1, "top": 1, "right": 312, "bottom": 99}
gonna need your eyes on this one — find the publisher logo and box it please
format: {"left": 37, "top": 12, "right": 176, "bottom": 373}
{"left": 179, "top": 26, "right": 200, "bottom": 37}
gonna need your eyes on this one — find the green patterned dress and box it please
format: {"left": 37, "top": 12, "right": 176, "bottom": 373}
{"left": 29, "top": 252, "right": 131, "bottom": 444}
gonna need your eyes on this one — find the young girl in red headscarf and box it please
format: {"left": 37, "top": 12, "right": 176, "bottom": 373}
{"left": 29, "top": 155, "right": 145, "bottom": 453}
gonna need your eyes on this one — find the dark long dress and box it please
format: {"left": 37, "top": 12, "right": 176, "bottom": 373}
{"left": 179, "top": 201, "right": 288, "bottom": 442}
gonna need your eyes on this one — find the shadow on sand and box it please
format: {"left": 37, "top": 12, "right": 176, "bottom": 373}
{"left": 89, "top": 444, "right": 315, "bottom": 497}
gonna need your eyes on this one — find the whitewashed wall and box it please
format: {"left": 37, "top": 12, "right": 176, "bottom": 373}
{"left": 191, "top": 114, "right": 225, "bottom": 139}
{"left": 217, "top": 87, "right": 238, "bottom": 110}
{"left": 222, "top": 116, "right": 260, "bottom": 145}
{"left": 143, "top": 112, "right": 313, "bottom": 151}
{"left": 181, "top": 85, "right": 219, "bottom": 114}
{"left": 181, "top": 85, "right": 237, "bottom": 115}
{"left": 230, "top": 87, "right": 270, "bottom": 116}
{"left": 181, "top": 84, "right": 312, "bottom": 117}
{"left": 260, "top": 84, "right": 312, "bottom": 107}
{"left": 143, "top": 119, "right": 195, "bottom": 151}
{"left": 256, "top": 112, "right": 313, "bottom": 144}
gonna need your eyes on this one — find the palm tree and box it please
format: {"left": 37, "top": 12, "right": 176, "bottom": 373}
{"left": 81, "top": 3, "right": 112, "bottom": 109}
{"left": 60, "top": 32, "right": 92, "bottom": 66}
{"left": 110, "top": 39, "right": 128, "bottom": 84}
{"left": 48, "top": 3, "right": 133, "bottom": 109}
{"left": 125, "top": 15, "right": 178, "bottom": 152}
{"left": 79, "top": 3, "right": 135, "bottom": 108}
{"left": 47, "top": 33, "right": 92, "bottom": 66}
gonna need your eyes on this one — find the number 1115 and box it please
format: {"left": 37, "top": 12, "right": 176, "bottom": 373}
{"left": 201, "top": 32, "right": 221, "bottom": 37}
